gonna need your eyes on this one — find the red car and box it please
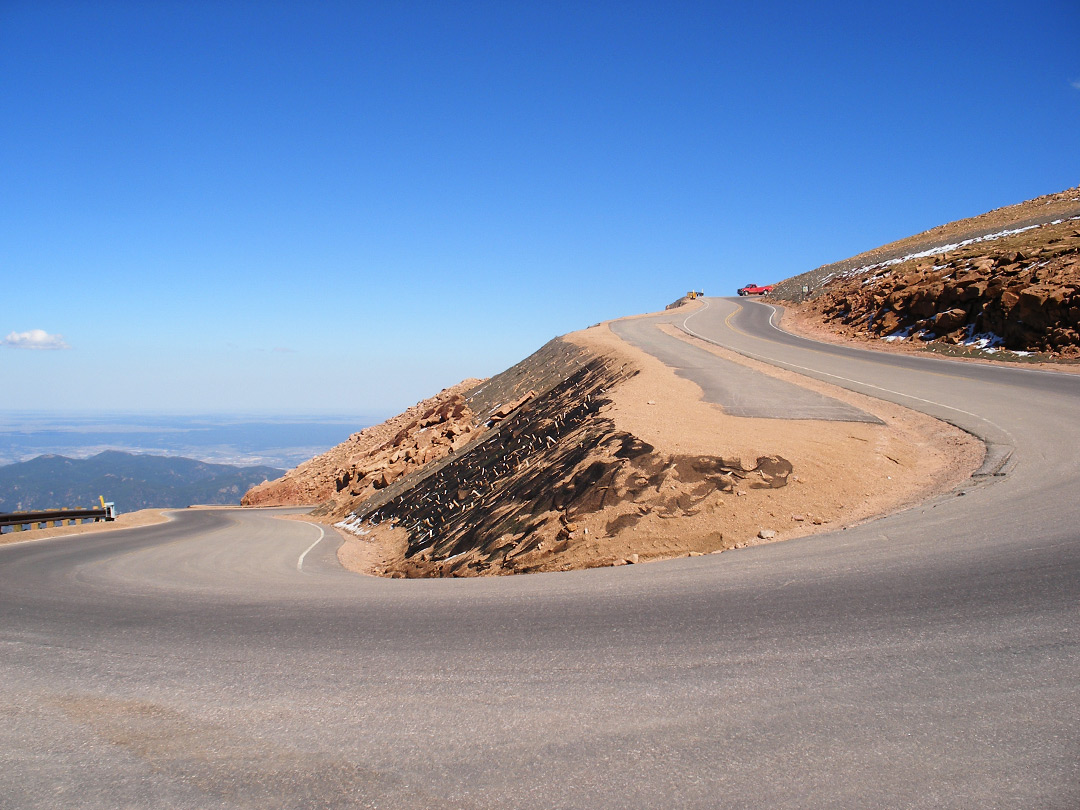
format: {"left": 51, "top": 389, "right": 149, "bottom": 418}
{"left": 737, "top": 283, "right": 773, "bottom": 296}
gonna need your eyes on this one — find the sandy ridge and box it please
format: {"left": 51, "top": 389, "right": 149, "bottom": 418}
{"left": 329, "top": 305, "right": 980, "bottom": 577}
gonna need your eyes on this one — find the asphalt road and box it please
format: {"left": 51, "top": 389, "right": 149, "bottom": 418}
{"left": 611, "top": 314, "right": 880, "bottom": 422}
{"left": 2, "top": 298, "right": 1078, "bottom": 809}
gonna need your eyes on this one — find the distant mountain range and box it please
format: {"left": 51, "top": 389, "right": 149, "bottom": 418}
{"left": 0, "top": 412, "right": 368, "bottom": 468}
{"left": 0, "top": 451, "right": 285, "bottom": 513}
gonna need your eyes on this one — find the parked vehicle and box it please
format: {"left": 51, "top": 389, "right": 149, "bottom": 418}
{"left": 737, "top": 283, "right": 773, "bottom": 296}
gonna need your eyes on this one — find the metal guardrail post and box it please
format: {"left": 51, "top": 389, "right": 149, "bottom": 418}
{"left": 0, "top": 501, "right": 117, "bottom": 535}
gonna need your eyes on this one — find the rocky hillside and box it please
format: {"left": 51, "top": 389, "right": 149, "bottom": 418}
{"left": 243, "top": 337, "right": 603, "bottom": 523}
{"left": 773, "top": 187, "right": 1080, "bottom": 357}
{"left": 251, "top": 338, "right": 767, "bottom": 576}
{"left": 242, "top": 378, "right": 483, "bottom": 510}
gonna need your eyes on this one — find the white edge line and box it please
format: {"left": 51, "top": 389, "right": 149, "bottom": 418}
{"left": 679, "top": 298, "right": 1016, "bottom": 448}
{"left": 297, "top": 523, "right": 326, "bottom": 572}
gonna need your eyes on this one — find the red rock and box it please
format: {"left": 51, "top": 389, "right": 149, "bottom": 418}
{"left": 960, "top": 281, "right": 987, "bottom": 300}
{"left": 932, "top": 308, "right": 968, "bottom": 333}
{"left": 1050, "top": 327, "right": 1079, "bottom": 347}
{"left": 879, "top": 310, "right": 903, "bottom": 334}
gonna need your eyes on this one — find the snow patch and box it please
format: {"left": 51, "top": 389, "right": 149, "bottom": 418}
{"left": 882, "top": 325, "right": 1036, "bottom": 357}
{"left": 335, "top": 517, "right": 371, "bottom": 536}
{"left": 960, "top": 327, "right": 1004, "bottom": 351}
{"left": 842, "top": 223, "right": 1043, "bottom": 281}
{"left": 884, "top": 326, "right": 918, "bottom": 342}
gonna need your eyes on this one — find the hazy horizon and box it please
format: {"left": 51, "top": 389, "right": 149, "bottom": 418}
{"left": 0, "top": 411, "right": 376, "bottom": 469}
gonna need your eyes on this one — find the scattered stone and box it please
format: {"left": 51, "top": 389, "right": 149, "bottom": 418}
{"left": 758, "top": 529, "right": 777, "bottom": 539}
{"left": 489, "top": 390, "right": 537, "bottom": 423}
{"left": 243, "top": 379, "right": 483, "bottom": 508}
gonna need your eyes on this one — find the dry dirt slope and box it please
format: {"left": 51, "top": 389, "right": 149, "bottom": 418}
{"left": 245, "top": 312, "right": 978, "bottom": 577}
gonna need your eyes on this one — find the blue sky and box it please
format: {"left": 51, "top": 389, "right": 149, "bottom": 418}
{"left": 2, "top": 1, "right": 1078, "bottom": 418}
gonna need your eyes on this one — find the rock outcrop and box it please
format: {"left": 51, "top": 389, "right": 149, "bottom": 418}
{"left": 772, "top": 186, "right": 1080, "bottom": 304}
{"left": 776, "top": 187, "right": 1080, "bottom": 357}
{"left": 241, "top": 378, "right": 484, "bottom": 509}
{"left": 802, "top": 220, "right": 1080, "bottom": 355}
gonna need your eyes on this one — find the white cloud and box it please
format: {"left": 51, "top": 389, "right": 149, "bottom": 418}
{"left": 2, "top": 329, "right": 71, "bottom": 350}
{"left": 1073, "top": 78, "right": 1080, "bottom": 90}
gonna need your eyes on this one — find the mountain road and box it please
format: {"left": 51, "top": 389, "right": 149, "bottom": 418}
{"left": 1, "top": 297, "right": 1078, "bottom": 808}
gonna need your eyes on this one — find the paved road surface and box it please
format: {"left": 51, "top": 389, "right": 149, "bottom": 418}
{"left": 612, "top": 313, "right": 880, "bottom": 422}
{"left": 2, "top": 297, "right": 1078, "bottom": 809}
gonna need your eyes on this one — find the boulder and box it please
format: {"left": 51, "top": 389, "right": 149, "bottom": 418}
{"left": 999, "top": 289, "right": 1021, "bottom": 310}
{"left": 886, "top": 289, "right": 911, "bottom": 312}
{"left": 1050, "top": 327, "right": 1079, "bottom": 347}
{"left": 909, "top": 296, "right": 938, "bottom": 319}
{"left": 335, "top": 470, "right": 352, "bottom": 492}
{"left": 489, "top": 390, "right": 537, "bottom": 423}
{"left": 1003, "top": 321, "right": 1042, "bottom": 350}
{"left": 878, "top": 309, "right": 903, "bottom": 335}
{"left": 960, "top": 280, "right": 987, "bottom": 301}
{"left": 932, "top": 308, "right": 968, "bottom": 334}
{"left": 1018, "top": 286, "right": 1057, "bottom": 330}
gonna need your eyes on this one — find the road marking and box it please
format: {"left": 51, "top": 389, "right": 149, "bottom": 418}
{"left": 679, "top": 297, "right": 1017, "bottom": 453}
{"left": 297, "top": 524, "right": 326, "bottom": 572}
{"left": 681, "top": 296, "right": 711, "bottom": 332}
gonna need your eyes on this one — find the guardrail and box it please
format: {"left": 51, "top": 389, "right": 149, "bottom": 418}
{"left": 0, "top": 501, "right": 116, "bottom": 534}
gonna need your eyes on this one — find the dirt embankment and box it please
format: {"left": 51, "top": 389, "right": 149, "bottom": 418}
{"left": 334, "top": 339, "right": 800, "bottom": 577}
{"left": 771, "top": 186, "right": 1080, "bottom": 359}
{"left": 252, "top": 306, "right": 979, "bottom": 578}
